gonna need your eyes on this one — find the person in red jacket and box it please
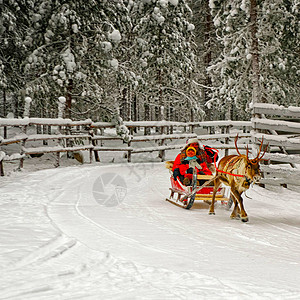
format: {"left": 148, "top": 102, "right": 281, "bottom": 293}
{"left": 179, "top": 146, "right": 212, "bottom": 185}
{"left": 172, "top": 138, "right": 218, "bottom": 185}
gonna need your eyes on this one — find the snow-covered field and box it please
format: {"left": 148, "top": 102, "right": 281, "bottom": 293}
{"left": 1, "top": 151, "right": 300, "bottom": 299}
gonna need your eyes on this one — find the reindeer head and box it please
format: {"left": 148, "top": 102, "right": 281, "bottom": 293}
{"left": 235, "top": 135, "right": 268, "bottom": 186}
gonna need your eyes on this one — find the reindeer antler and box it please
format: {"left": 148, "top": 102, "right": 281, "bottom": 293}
{"left": 245, "top": 145, "right": 249, "bottom": 159}
{"left": 234, "top": 134, "right": 242, "bottom": 156}
{"left": 258, "top": 143, "right": 269, "bottom": 161}
{"left": 254, "top": 137, "right": 264, "bottom": 160}
{"left": 253, "top": 137, "right": 269, "bottom": 162}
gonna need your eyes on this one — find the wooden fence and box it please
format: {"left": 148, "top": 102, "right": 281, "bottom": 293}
{"left": 252, "top": 103, "right": 300, "bottom": 187}
{"left": 1, "top": 99, "right": 299, "bottom": 188}
{"left": 0, "top": 117, "right": 251, "bottom": 176}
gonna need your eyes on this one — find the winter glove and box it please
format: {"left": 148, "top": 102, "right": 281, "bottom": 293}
{"left": 196, "top": 158, "right": 201, "bottom": 164}
{"left": 186, "top": 168, "right": 193, "bottom": 174}
{"left": 204, "top": 145, "right": 218, "bottom": 161}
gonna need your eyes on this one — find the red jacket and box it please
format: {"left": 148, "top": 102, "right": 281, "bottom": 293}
{"left": 172, "top": 153, "right": 182, "bottom": 172}
{"left": 178, "top": 160, "right": 212, "bottom": 176}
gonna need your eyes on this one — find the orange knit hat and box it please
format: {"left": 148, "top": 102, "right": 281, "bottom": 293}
{"left": 186, "top": 146, "right": 196, "bottom": 157}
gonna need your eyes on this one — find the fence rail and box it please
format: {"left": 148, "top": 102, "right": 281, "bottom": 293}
{"left": 0, "top": 115, "right": 251, "bottom": 176}
{"left": 1, "top": 99, "right": 300, "bottom": 188}
{"left": 252, "top": 103, "right": 300, "bottom": 187}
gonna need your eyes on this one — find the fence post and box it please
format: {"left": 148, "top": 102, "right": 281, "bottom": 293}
{"left": 158, "top": 126, "right": 165, "bottom": 160}
{"left": 170, "top": 125, "right": 173, "bottom": 134}
{"left": 0, "top": 151, "right": 4, "bottom": 176}
{"left": 127, "top": 140, "right": 132, "bottom": 162}
{"left": 54, "top": 152, "right": 60, "bottom": 168}
{"left": 23, "top": 97, "right": 32, "bottom": 118}
{"left": 3, "top": 89, "right": 7, "bottom": 139}
{"left": 18, "top": 126, "right": 27, "bottom": 170}
{"left": 189, "top": 121, "right": 195, "bottom": 133}
{"left": 17, "top": 97, "right": 32, "bottom": 170}
{"left": 89, "top": 129, "right": 100, "bottom": 162}
{"left": 0, "top": 160, "right": 3, "bottom": 176}
{"left": 55, "top": 96, "right": 67, "bottom": 167}
{"left": 88, "top": 129, "right": 93, "bottom": 164}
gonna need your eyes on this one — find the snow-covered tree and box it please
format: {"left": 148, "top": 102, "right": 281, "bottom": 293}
{"left": 123, "top": 0, "right": 201, "bottom": 122}
{"left": 0, "top": 0, "right": 33, "bottom": 117}
{"left": 258, "top": 0, "right": 300, "bottom": 107}
{"left": 24, "top": 0, "right": 126, "bottom": 119}
{"left": 207, "top": 0, "right": 300, "bottom": 120}
{"left": 2, "top": 0, "right": 298, "bottom": 123}
{"left": 187, "top": 0, "right": 221, "bottom": 120}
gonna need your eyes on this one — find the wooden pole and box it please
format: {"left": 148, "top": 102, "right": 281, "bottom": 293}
{"left": 0, "top": 159, "right": 4, "bottom": 176}
{"left": 3, "top": 89, "right": 7, "bottom": 139}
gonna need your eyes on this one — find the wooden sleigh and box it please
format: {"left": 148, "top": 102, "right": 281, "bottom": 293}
{"left": 165, "top": 160, "right": 231, "bottom": 209}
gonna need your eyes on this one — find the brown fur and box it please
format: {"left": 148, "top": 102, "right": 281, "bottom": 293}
{"left": 209, "top": 136, "right": 267, "bottom": 222}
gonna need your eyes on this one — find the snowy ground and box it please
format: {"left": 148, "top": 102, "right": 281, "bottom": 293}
{"left": 1, "top": 149, "right": 300, "bottom": 299}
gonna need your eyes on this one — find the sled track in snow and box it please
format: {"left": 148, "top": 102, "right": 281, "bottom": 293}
{"left": 1, "top": 163, "right": 300, "bottom": 299}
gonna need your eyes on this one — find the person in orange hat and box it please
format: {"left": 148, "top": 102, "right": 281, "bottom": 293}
{"left": 179, "top": 146, "right": 212, "bottom": 186}
{"left": 185, "top": 146, "right": 197, "bottom": 159}
{"left": 172, "top": 138, "right": 217, "bottom": 185}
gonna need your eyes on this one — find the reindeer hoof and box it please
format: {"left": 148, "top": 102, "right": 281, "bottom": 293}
{"left": 241, "top": 217, "right": 249, "bottom": 222}
{"left": 230, "top": 214, "right": 240, "bottom": 220}
{"left": 209, "top": 212, "right": 215, "bottom": 215}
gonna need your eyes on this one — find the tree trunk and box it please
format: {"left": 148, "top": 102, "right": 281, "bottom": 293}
{"left": 250, "top": 0, "right": 261, "bottom": 105}
{"left": 190, "top": 108, "right": 194, "bottom": 122}
{"left": 169, "top": 106, "right": 174, "bottom": 121}
{"left": 132, "top": 94, "right": 137, "bottom": 122}
{"left": 121, "top": 87, "right": 130, "bottom": 121}
{"left": 132, "top": 94, "right": 137, "bottom": 133}
{"left": 66, "top": 79, "right": 73, "bottom": 119}
{"left": 144, "top": 102, "right": 150, "bottom": 135}
{"left": 204, "top": 1, "right": 213, "bottom": 120}
{"left": 225, "top": 103, "right": 233, "bottom": 120}
{"left": 128, "top": 85, "right": 131, "bottom": 121}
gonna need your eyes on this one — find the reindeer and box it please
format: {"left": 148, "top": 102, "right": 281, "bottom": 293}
{"left": 209, "top": 136, "right": 267, "bottom": 222}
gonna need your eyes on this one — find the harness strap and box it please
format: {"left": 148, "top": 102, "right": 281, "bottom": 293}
{"left": 211, "top": 148, "right": 245, "bottom": 178}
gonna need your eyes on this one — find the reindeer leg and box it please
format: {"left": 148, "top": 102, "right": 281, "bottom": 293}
{"left": 229, "top": 191, "right": 240, "bottom": 220}
{"left": 209, "top": 178, "right": 221, "bottom": 215}
{"left": 231, "top": 189, "right": 248, "bottom": 222}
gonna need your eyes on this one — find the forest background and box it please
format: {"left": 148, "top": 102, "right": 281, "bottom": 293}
{"left": 1, "top": 0, "right": 299, "bottom": 124}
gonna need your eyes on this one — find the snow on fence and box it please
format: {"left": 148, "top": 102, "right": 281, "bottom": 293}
{"left": 0, "top": 99, "right": 251, "bottom": 176}
{"left": 2, "top": 98, "right": 299, "bottom": 188}
{"left": 252, "top": 103, "right": 300, "bottom": 187}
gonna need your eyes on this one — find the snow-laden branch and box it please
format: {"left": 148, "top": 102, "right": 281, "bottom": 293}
{"left": 191, "top": 80, "right": 215, "bottom": 89}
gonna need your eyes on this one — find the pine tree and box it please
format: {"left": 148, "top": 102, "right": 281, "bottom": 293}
{"left": 187, "top": 0, "right": 220, "bottom": 121}
{"left": 0, "top": 0, "right": 33, "bottom": 117}
{"left": 24, "top": 0, "right": 126, "bottom": 119}
{"left": 125, "top": 0, "right": 199, "bottom": 122}
{"left": 258, "top": 0, "right": 300, "bottom": 106}
{"left": 208, "top": 0, "right": 300, "bottom": 120}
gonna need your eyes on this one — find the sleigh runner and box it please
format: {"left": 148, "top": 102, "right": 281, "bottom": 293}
{"left": 165, "top": 160, "right": 231, "bottom": 209}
